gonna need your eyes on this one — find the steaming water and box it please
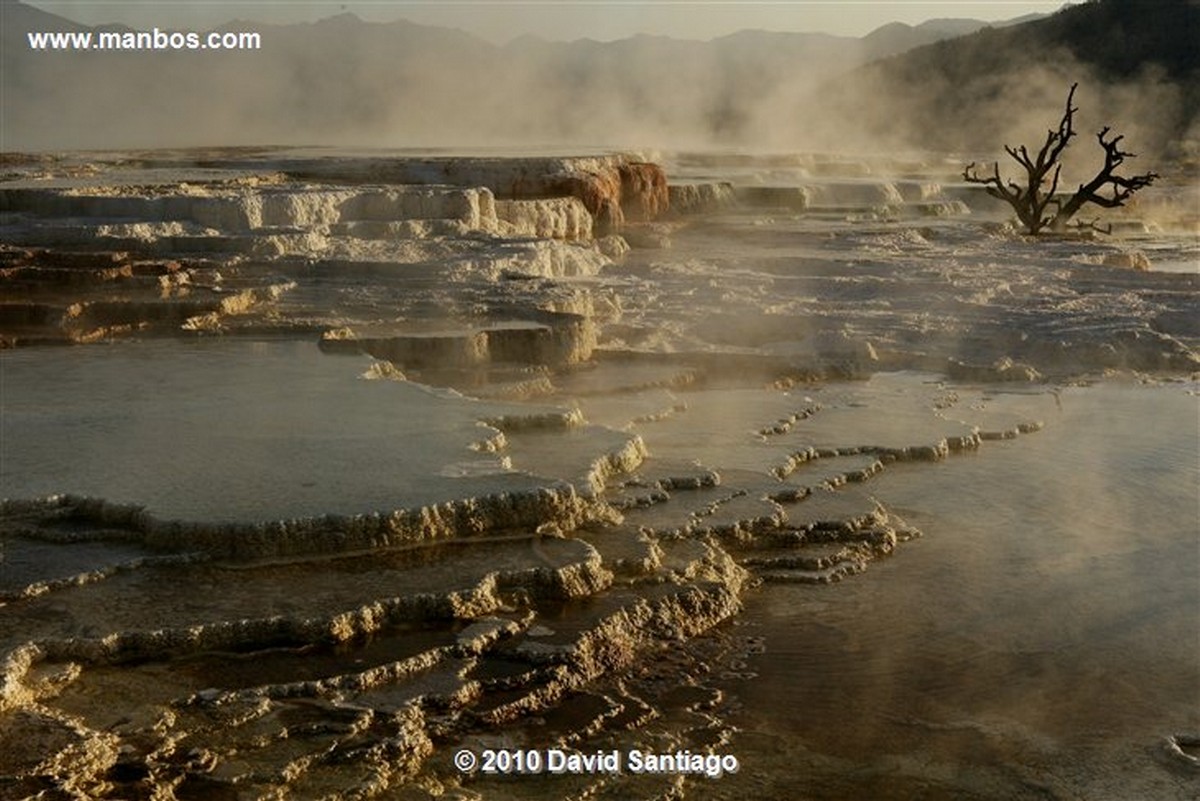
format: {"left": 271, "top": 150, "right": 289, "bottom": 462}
{"left": 720, "top": 380, "right": 1200, "bottom": 800}
{"left": 1, "top": 151, "right": 1196, "bottom": 798}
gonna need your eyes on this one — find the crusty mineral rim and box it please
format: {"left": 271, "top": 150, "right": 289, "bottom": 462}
{"left": 1165, "top": 733, "right": 1200, "bottom": 770}
{"left": 0, "top": 481, "right": 619, "bottom": 562}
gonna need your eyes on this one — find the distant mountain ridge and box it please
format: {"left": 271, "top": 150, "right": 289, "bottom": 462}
{"left": 862, "top": 18, "right": 997, "bottom": 58}
{"left": 7, "top": 0, "right": 1190, "bottom": 156}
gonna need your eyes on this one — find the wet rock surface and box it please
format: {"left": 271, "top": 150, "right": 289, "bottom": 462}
{"left": 1, "top": 149, "right": 1196, "bottom": 799}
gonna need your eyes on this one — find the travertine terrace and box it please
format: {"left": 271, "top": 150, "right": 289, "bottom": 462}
{"left": 1, "top": 148, "right": 1197, "bottom": 800}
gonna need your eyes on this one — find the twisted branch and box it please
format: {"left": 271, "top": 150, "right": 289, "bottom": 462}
{"left": 963, "top": 83, "right": 1158, "bottom": 235}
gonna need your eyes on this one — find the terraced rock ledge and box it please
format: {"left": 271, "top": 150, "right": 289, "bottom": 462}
{"left": 2, "top": 148, "right": 1193, "bottom": 800}
{"left": 1, "top": 360, "right": 1054, "bottom": 800}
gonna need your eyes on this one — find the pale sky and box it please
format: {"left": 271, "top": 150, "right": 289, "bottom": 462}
{"left": 27, "top": 1, "right": 1069, "bottom": 43}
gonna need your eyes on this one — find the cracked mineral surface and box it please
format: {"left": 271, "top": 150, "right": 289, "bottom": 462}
{"left": 1, "top": 149, "right": 1197, "bottom": 800}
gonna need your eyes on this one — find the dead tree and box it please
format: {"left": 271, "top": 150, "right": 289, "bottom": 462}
{"left": 963, "top": 83, "right": 1158, "bottom": 235}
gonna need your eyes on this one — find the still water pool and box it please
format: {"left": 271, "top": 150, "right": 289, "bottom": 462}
{"left": 721, "top": 380, "right": 1199, "bottom": 800}
{"left": 1, "top": 338, "right": 555, "bottom": 521}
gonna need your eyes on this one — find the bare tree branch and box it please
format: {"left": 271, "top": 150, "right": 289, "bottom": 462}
{"left": 1069, "top": 217, "right": 1113, "bottom": 235}
{"left": 1049, "top": 123, "right": 1158, "bottom": 228}
{"left": 964, "top": 83, "right": 1157, "bottom": 235}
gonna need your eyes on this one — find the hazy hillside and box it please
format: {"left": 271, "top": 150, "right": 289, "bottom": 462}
{"left": 1, "top": 0, "right": 1007, "bottom": 152}
{"left": 861, "top": 18, "right": 998, "bottom": 59}
{"left": 820, "top": 0, "right": 1200, "bottom": 157}
{"left": 11, "top": 0, "right": 1190, "bottom": 159}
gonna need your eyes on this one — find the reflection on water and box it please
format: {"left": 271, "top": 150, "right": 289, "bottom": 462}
{"left": 722, "top": 381, "right": 1200, "bottom": 800}
{"left": 0, "top": 339, "right": 558, "bottom": 521}
{"left": 2, "top": 149, "right": 1196, "bottom": 798}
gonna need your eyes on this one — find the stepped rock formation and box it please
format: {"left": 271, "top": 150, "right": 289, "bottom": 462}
{"left": 236, "top": 154, "right": 670, "bottom": 233}
{"left": 2, "top": 147, "right": 1196, "bottom": 799}
{"left": 1, "top": 352, "right": 1060, "bottom": 799}
{"left": 0, "top": 153, "right": 675, "bottom": 359}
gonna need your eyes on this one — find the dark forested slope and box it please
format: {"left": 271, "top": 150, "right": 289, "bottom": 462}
{"left": 826, "top": 0, "right": 1199, "bottom": 155}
